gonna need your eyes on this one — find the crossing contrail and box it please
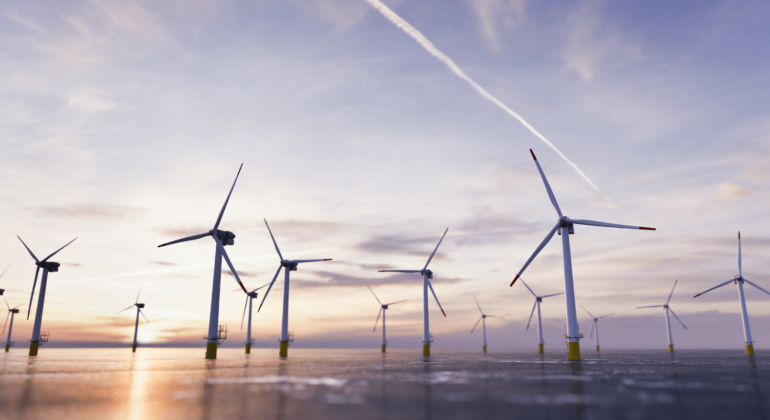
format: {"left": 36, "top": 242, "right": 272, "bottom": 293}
{"left": 363, "top": 0, "right": 609, "bottom": 201}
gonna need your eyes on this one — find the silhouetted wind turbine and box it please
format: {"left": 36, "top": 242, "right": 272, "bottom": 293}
{"left": 4, "top": 297, "right": 23, "bottom": 352}
{"left": 258, "top": 219, "right": 332, "bottom": 357}
{"left": 158, "top": 164, "right": 249, "bottom": 359}
{"left": 241, "top": 282, "right": 270, "bottom": 354}
{"left": 118, "top": 281, "right": 149, "bottom": 353}
{"left": 378, "top": 228, "right": 449, "bottom": 356}
{"left": 470, "top": 296, "right": 503, "bottom": 352}
{"left": 368, "top": 285, "right": 407, "bottom": 353}
{"left": 510, "top": 149, "right": 655, "bottom": 360}
{"left": 518, "top": 278, "right": 563, "bottom": 353}
{"left": 693, "top": 232, "right": 770, "bottom": 355}
{"left": 637, "top": 280, "right": 687, "bottom": 352}
{"left": 580, "top": 305, "right": 613, "bottom": 352}
{"left": 18, "top": 236, "right": 77, "bottom": 356}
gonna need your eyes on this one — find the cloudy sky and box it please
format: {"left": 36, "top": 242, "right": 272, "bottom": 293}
{"left": 1, "top": 0, "right": 769, "bottom": 352}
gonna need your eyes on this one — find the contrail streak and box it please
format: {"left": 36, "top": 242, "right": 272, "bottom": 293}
{"left": 363, "top": 0, "right": 609, "bottom": 201}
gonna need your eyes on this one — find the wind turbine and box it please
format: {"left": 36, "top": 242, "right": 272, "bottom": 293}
{"left": 637, "top": 280, "right": 687, "bottom": 352}
{"left": 693, "top": 232, "right": 770, "bottom": 355}
{"left": 18, "top": 236, "right": 77, "bottom": 356}
{"left": 157, "top": 164, "right": 250, "bottom": 360}
{"left": 509, "top": 149, "right": 655, "bottom": 360}
{"left": 378, "top": 228, "right": 449, "bottom": 356}
{"left": 518, "top": 278, "right": 564, "bottom": 353}
{"left": 470, "top": 296, "right": 503, "bottom": 352}
{"left": 367, "top": 285, "right": 407, "bottom": 353}
{"left": 580, "top": 305, "right": 614, "bottom": 352}
{"left": 257, "top": 219, "right": 332, "bottom": 357}
{"left": 118, "top": 282, "right": 149, "bottom": 353}
{"left": 4, "top": 297, "right": 24, "bottom": 352}
{"left": 241, "top": 282, "right": 270, "bottom": 354}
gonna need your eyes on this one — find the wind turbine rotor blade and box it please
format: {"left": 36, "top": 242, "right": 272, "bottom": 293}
{"left": 139, "top": 310, "right": 150, "bottom": 323}
{"left": 580, "top": 305, "right": 595, "bottom": 319}
{"left": 216, "top": 240, "right": 248, "bottom": 294}
{"left": 668, "top": 308, "right": 687, "bottom": 329}
{"left": 373, "top": 308, "right": 382, "bottom": 332}
{"left": 518, "top": 278, "right": 537, "bottom": 297}
{"left": 291, "top": 259, "right": 332, "bottom": 264}
{"left": 257, "top": 265, "right": 282, "bottom": 312}
{"left": 157, "top": 232, "right": 209, "bottom": 248}
{"left": 530, "top": 149, "right": 563, "bottom": 218}
{"left": 426, "top": 278, "right": 446, "bottom": 316}
{"left": 253, "top": 282, "right": 272, "bottom": 291}
{"left": 3, "top": 296, "right": 9, "bottom": 310}
{"left": 424, "top": 228, "right": 449, "bottom": 270}
{"left": 470, "top": 316, "right": 482, "bottom": 333}
{"left": 526, "top": 300, "right": 537, "bottom": 330}
{"left": 2, "top": 312, "right": 8, "bottom": 335}
{"left": 17, "top": 236, "right": 39, "bottom": 262}
{"left": 0, "top": 263, "right": 11, "bottom": 279}
{"left": 738, "top": 231, "right": 742, "bottom": 277}
{"left": 541, "top": 292, "right": 565, "bottom": 298}
{"left": 12, "top": 304, "right": 25, "bottom": 310}
{"left": 263, "top": 219, "right": 284, "bottom": 261}
{"left": 510, "top": 221, "right": 561, "bottom": 286}
{"left": 41, "top": 237, "right": 78, "bottom": 262}
{"left": 743, "top": 278, "right": 770, "bottom": 296}
{"left": 240, "top": 295, "right": 250, "bottom": 329}
{"left": 384, "top": 300, "right": 407, "bottom": 306}
{"left": 666, "top": 280, "right": 678, "bottom": 304}
{"left": 473, "top": 296, "right": 483, "bottom": 315}
{"left": 568, "top": 219, "right": 656, "bottom": 231}
{"left": 590, "top": 322, "right": 595, "bottom": 338}
{"left": 27, "top": 266, "right": 40, "bottom": 320}
{"left": 136, "top": 278, "right": 144, "bottom": 304}
{"left": 693, "top": 279, "right": 734, "bottom": 298}
{"left": 117, "top": 304, "right": 135, "bottom": 314}
{"left": 367, "top": 285, "right": 383, "bottom": 305}
{"left": 213, "top": 163, "right": 243, "bottom": 230}
{"left": 598, "top": 313, "right": 615, "bottom": 319}
{"left": 636, "top": 305, "right": 664, "bottom": 309}
{"left": 378, "top": 270, "right": 421, "bottom": 273}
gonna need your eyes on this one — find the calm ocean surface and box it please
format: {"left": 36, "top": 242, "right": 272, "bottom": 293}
{"left": 0, "top": 348, "right": 767, "bottom": 420}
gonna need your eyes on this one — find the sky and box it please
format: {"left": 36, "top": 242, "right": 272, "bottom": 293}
{"left": 1, "top": 0, "right": 769, "bottom": 352}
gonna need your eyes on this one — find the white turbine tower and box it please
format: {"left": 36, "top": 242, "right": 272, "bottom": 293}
{"left": 518, "top": 278, "right": 564, "bottom": 353}
{"left": 378, "top": 228, "right": 448, "bottom": 356}
{"left": 157, "top": 164, "right": 249, "bottom": 360}
{"left": 580, "top": 305, "right": 613, "bottom": 352}
{"left": 258, "top": 219, "right": 332, "bottom": 357}
{"left": 241, "top": 282, "right": 270, "bottom": 354}
{"left": 637, "top": 280, "right": 687, "bottom": 352}
{"left": 367, "top": 285, "right": 407, "bottom": 353}
{"left": 510, "top": 149, "right": 655, "bottom": 360}
{"left": 18, "top": 236, "right": 77, "bottom": 356}
{"left": 693, "top": 232, "right": 770, "bottom": 355}
{"left": 470, "top": 296, "right": 503, "bottom": 352}
{"left": 4, "top": 297, "right": 23, "bottom": 352}
{"left": 118, "top": 283, "right": 149, "bottom": 353}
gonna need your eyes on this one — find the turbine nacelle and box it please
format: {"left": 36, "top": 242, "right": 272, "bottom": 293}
{"left": 281, "top": 261, "right": 299, "bottom": 271}
{"left": 136, "top": 303, "right": 145, "bottom": 309}
{"left": 0, "top": 289, "right": 4, "bottom": 296}
{"left": 10, "top": 308, "right": 19, "bottom": 314}
{"left": 422, "top": 269, "right": 433, "bottom": 279}
{"left": 556, "top": 216, "right": 575, "bottom": 235}
{"left": 36, "top": 261, "right": 60, "bottom": 272}
{"left": 211, "top": 230, "right": 236, "bottom": 246}
{"left": 247, "top": 291, "right": 258, "bottom": 298}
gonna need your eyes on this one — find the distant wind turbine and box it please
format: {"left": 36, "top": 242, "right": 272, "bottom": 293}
{"left": 367, "top": 285, "right": 407, "bottom": 353}
{"left": 470, "top": 296, "right": 503, "bottom": 352}
{"left": 693, "top": 232, "right": 770, "bottom": 355}
{"left": 580, "top": 305, "right": 614, "bottom": 352}
{"left": 517, "top": 278, "right": 563, "bottom": 353}
{"left": 118, "top": 281, "right": 149, "bottom": 353}
{"left": 241, "top": 282, "right": 270, "bottom": 354}
{"left": 637, "top": 280, "right": 687, "bottom": 352}
{"left": 4, "top": 297, "right": 24, "bottom": 352}
{"left": 18, "top": 236, "right": 77, "bottom": 356}
{"left": 378, "top": 228, "right": 449, "bottom": 356}
{"left": 510, "top": 149, "right": 655, "bottom": 360}
{"left": 157, "top": 164, "right": 249, "bottom": 360}
{"left": 258, "top": 219, "right": 332, "bottom": 357}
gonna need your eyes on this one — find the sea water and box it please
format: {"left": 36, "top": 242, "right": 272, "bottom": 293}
{"left": 0, "top": 348, "right": 767, "bottom": 419}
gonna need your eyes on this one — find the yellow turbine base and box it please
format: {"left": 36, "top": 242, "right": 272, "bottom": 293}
{"left": 205, "top": 342, "right": 218, "bottom": 359}
{"left": 5, "top": 345, "right": 9, "bottom": 352}
{"left": 483, "top": 345, "right": 487, "bottom": 352}
{"left": 29, "top": 341, "right": 39, "bottom": 356}
{"left": 246, "top": 344, "right": 251, "bottom": 354}
{"left": 746, "top": 344, "right": 755, "bottom": 355}
{"left": 381, "top": 344, "right": 386, "bottom": 353}
{"left": 567, "top": 342, "right": 581, "bottom": 360}
{"left": 596, "top": 346, "right": 600, "bottom": 352}
{"left": 423, "top": 344, "right": 430, "bottom": 356}
{"left": 668, "top": 344, "right": 674, "bottom": 353}
{"left": 132, "top": 345, "right": 137, "bottom": 353}
{"left": 280, "top": 341, "right": 289, "bottom": 357}
{"left": 538, "top": 344, "right": 544, "bottom": 353}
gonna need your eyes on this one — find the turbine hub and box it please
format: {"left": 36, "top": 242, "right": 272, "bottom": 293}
{"left": 36, "top": 261, "right": 60, "bottom": 272}
{"left": 557, "top": 218, "right": 575, "bottom": 235}
{"left": 482, "top": 314, "right": 487, "bottom": 318}
{"left": 136, "top": 303, "right": 145, "bottom": 308}
{"left": 212, "top": 230, "right": 236, "bottom": 246}
{"left": 382, "top": 305, "right": 388, "bottom": 309}
{"left": 10, "top": 309, "right": 19, "bottom": 314}
{"left": 281, "top": 261, "right": 298, "bottom": 271}
{"left": 248, "top": 292, "right": 258, "bottom": 298}
{"left": 536, "top": 297, "right": 542, "bottom": 302}
{"left": 0, "top": 289, "right": 4, "bottom": 296}
{"left": 422, "top": 269, "right": 433, "bottom": 279}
